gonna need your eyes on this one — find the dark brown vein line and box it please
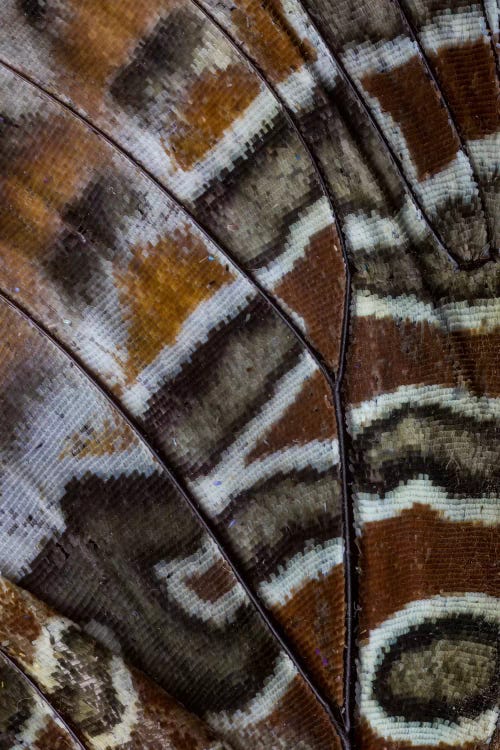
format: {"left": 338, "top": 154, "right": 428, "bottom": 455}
{"left": 297, "top": 1, "right": 494, "bottom": 271}
{"left": 0, "top": 54, "right": 350, "bottom": 742}
{"left": 479, "top": 0, "right": 500, "bottom": 75}
{"left": 0, "top": 647, "right": 88, "bottom": 750}
{"left": 392, "top": 0, "right": 497, "bottom": 256}
{"left": 187, "top": 1, "right": 357, "bottom": 737}
{"left": 0, "top": 290, "right": 347, "bottom": 747}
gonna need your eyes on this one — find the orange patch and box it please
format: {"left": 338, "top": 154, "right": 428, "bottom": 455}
{"left": 0, "top": 116, "right": 102, "bottom": 261}
{"left": 118, "top": 228, "right": 234, "bottom": 382}
{"left": 55, "top": 0, "right": 172, "bottom": 108}
{"left": 247, "top": 369, "right": 336, "bottom": 464}
{"left": 168, "top": 64, "right": 260, "bottom": 169}
{"left": 272, "top": 563, "right": 345, "bottom": 705}
{"left": 232, "top": 0, "right": 317, "bottom": 84}
{"left": 362, "top": 56, "right": 459, "bottom": 180}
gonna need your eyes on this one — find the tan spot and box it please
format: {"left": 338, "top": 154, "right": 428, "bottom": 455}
{"left": 275, "top": 224, "right": 345, "bottom": 368}
{"left": 386, "top": 637, "right": 496, "bottom": 704}
{"left": 271, "top": 563, "right": 345, "bottom": 705}
{"left": 247, "top": 369, "right": 336, "bottom": 464}
{"left": 362, "top": 56, "right": 459, "bottom": 180}
{"left": 231, "top": 0, "right": 317, "bottom": 84}
{"left": 359, "top": 506, "right": 499, "bottom": 633}
{"left": 168, "top": 65, "right": 260, "bottom": 169}
{"left": 118, "top": 228, "right": 234, "bottom": 383}
{"left": 184, "top": 560, "right": 236, "bottom": 603}
{"left": 59, "top": 418, "right": 136, "bottom": 459}
{"left": 433, "top": 40, "right": 499, "bottom": 140}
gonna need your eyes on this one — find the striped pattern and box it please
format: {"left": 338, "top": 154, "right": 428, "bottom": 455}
{"left": 0, "top": 1, "right": 498, "bottom": 749}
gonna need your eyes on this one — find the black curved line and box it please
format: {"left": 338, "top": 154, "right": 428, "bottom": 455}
{"left": 0, "top": 291, "right": 347, "bottom": 745}
{"left": 0, "top": 647, "right": 88, "bottom": 750}
{"left": 296, "top": 1, "right": 496, "bottom": 271}
{"left": 392, "top": 0, "right": 497, "bottom": 257}
{"left": 187, "top": 0, "right": 357, "bottom": 738}
{"left": 479, "top": 0, "right": 500, "bottom": 75}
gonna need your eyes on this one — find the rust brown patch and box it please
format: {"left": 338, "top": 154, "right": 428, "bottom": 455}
{"left": 232, "top": 0, "right": 317, "bottom": 85}
{"left": 262, "top": 676, "right": 342, "bottom": 749}
{"left": 272, "top": 563, "right": 345, "bottom": 705}
{"left": 362, "top": 55, "right": 459, "bottom": 180}
{"left": 433, "top": 39, "right": 499, "bottom": 140}
{"left": 34, "top": 717, "right": 77, "bottom": 750}
{"left": 185, "top": 559, "right": 236, "bottom": 603}
{"left": 346, "top": 315, "right": 500, "bottom": 406}
{"left": 0, "top": 578, "right": 43, "bottom": 663}
{"left": 276, "top": 224, "right": 345, "bottom": 368}
{"left": 168, "top": 64, "right": 260, "bottom": 169}
{"left": 246, "top": 369, "right": 336, "bottom": 464}
{"left": 129, "top": 668, "right": 222, "bottom": 750}
{"left": 117, "top": 227, "right": 234, "bottom": 383}
{"left": 359, "top": 506, "right": 498, "bottom": 633}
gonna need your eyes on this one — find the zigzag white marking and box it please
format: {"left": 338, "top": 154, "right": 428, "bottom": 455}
{"left": 348, "top": 383, "right": 500, "bottom": 436}
{"left": 256, "top": 197, "right": 335, "bottom": 289}
{"left": 356, "top": 477, "right": 499, "bottom": 528}
{"left": 354, "top": 290, "right": 500, "bottom": 333}
{"left": 191, "top": 354, "right": 338, "bottom": 515}
{"left": 419, "top": 8, "right": 489, "bottom": 53}
{"left": 206, "top": 654, "right": 297, "bottom": 732}
{"left": 258, "top": 537, "right": 344, "bottom": 608}
{"left": 89, "top": 658, "right": 139, "bottom": 749}
{"left": 154, "top": 537, "right": 246, "bottom": 627}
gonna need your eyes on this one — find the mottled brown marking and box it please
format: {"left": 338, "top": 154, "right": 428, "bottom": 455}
{"left": 168, "top": 65, "right": 260, "bottom": 169}
{"left": 276, "top": 225, "right": 345, "bottom": 368}
{"left": 362, "top": 56, "right": 459, "bottom": 180}
{"left": 185, "top": 559, "right": 236, "bottom": 603}
{"left": 246, "top": 369, "right": 336, "bottom": 464}
{"left": 232, "top": 0, "right": 317, "bottom": 84}
{"left": 272, "top": 563, "right": 345, "bottom": 705}
{"left": 433, "top": 40, "right": 499, "bottom": 139}
{"left": 359, "top": 506, "right": 498, "bottom": 633}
